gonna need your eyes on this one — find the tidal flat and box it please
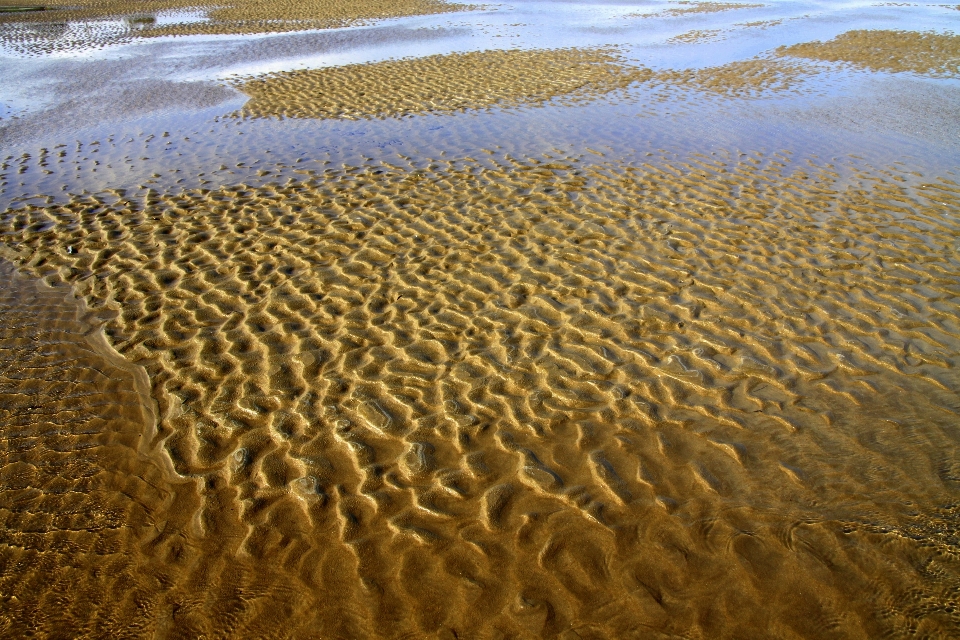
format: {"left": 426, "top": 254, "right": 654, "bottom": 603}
{"left": 1, "top": 1, "right": 959, "bottom": 638}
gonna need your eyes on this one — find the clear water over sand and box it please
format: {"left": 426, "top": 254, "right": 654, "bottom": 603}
{"left": 1, "top": 1, "right": 959, "bottom": 638}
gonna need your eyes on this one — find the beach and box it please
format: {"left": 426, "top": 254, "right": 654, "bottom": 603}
{"left": 1, "top": 1, "right": 959, "bottom": 637}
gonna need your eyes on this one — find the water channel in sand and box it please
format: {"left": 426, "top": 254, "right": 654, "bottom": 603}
{"left": 1, "top": 0, "right": 959, "bottom": 638}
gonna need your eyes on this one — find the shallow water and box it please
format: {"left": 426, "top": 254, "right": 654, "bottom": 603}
{"left": 1, "top": 0, "right": 959, "bottom": 638}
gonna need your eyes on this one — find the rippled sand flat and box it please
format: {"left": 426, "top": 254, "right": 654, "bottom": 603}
{"left": 2, "top": 0, "right": 960, "bottom": 637}
{"left": 2, "top": 148, "right": 959, "bottom": 637}
{"left": 236, "top": 48, "right": 655, "bottom": 120}
{"left": 778, "top": 30, "right": 960, "bottom": 76}
{"left": 235, "top": 27, "right": 960, "bottom": 123}
{"left": 0, "top": 0, "right": 469, "bottom": 36}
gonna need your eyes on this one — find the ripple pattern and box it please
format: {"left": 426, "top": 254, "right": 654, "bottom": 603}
{"left": 1, "top": 150, "right": 959, "bottom": 637}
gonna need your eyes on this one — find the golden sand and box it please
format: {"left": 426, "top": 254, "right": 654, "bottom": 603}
{"left": 0, "top": 258, "right": 195, "bottom": 636}
{"left": 235, "top": 48, "right": 655, "bottom": 121}
{"left": 778, "top": 29, "right": 960, "bottom": 77}
{"left": 234, "top": 48, "right": 821, "bottom": 122}
{"left": 667, "top": 28, "right": 726, "bottom": 44}
{"left": 0, "top": 0, "right": 471, "bottom": 36}
{"left": 1, "top": 150, "right": 959, "bottom": 637}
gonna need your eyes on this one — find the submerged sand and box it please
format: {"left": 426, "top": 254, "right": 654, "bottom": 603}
{"left": 1, "top": 149, "right": 959, "bottom": 637}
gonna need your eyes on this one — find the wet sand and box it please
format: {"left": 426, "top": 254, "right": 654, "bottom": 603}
{"left": 0, "top": 258, "right": 194, "bottom": 637}
{"left": 235, "top": 48, "right": 654, "bottom": 120}
{"left": 777, "top": 29, "right": 960, "bottom": 76}
{"left": 1, "top": 0, "right": 960, "bottom": 638}
{"left": 233, "top": 47, "right": 827, "bottom": 120}
{"left": 3, "top": 149, "right": 960, "bottom": 637}
{"left": 231, "top": 30, "right": 960, "bottom": 121}
{"left": 0, "top": 0, "right": 471, "bottom": 37}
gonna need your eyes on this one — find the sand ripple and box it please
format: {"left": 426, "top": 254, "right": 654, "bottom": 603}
{"left": 236, "top": 48, "right": 655, "bottom": 121}
{"left": 0, "top": 258, "right": 194, "bottom": 637}
{"left": 1, "top": 149, "right": 959, "bottom": 637}
{"left": 234, "top": 47, "right": 823, "bottom": 121}
{"left": 0, "top": 0, "right": 472, "bottom": 43}
{"left": 778, "top": 29, "right": 960, "bottom": 77}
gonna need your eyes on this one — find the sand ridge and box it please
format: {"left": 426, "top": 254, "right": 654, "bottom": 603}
{"left": 1, "top": 148, "right": 959, "bottom": 637}
{"left": 650, "top": 57, "right": 816, "bottom": 97}
{"left": 233, "top": 29, "right": 960, "bottom": 124}
{"left": 667, "top": 28, "right": 726, "bottom": 44}
{"left": 667, "top": 18, "right": 784, "bottom": 44}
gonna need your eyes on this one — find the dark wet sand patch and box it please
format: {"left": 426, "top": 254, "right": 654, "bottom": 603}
{"left": 0, "top": 258, "right": 187, "bottom": 636}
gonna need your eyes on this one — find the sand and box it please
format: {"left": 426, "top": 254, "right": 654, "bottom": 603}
{"left": 1, "top": 148, "right": 959, "bottom": 637}
{"left": 0, "top": 257, "right": 195, "bottom": 637}
{"left": 633, "top": 2, "right": 766, "bottom": 19}
{"left": 233, "top": 48, "right": 821, "bottom": 121}
{"left": 778, "top": 30, "right": 960, "bottom": 77}
{"left": 2, "top": 2, "right": 960, "bottom": 637}
{"left": 229, "top": 30, "right": 960, "bottom": 124}
{"left": 0, "top": 0, "right": 472, "bottom": 39}
{"left": 235, "top": 48, "right": 656, "bottom": 120}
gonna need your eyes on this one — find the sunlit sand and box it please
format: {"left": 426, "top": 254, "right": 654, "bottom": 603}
{"left": 1, "top": 0, "right": 959, "bottom": 637}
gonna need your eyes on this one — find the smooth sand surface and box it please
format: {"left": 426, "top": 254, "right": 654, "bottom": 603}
{"left": 1, "top": 1, "right": 960, "bottom": 638}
